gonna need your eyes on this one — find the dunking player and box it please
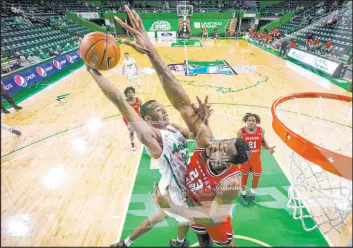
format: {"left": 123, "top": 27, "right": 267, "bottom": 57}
{"left": 115, "top": 6, "right": 250, "bottom": 246}
{"left": 122, "top": 87, "right": 142, "bottom": 151}
{"left": 84, "top": 66, "right": 211, "bottom": 247}
{"left": 237, "top": 113, "right": 275, "bottom": 206}
{"left": 122, "top": 52, "right": 142, "bottom": 94}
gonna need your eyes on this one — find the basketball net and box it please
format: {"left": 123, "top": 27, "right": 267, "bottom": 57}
{"left": 271, "top": 93, "right": 352, "bottom": 237}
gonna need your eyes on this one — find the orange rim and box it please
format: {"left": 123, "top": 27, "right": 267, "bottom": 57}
{"left": 271, "top": 92, "right": 352, "bottom": 180}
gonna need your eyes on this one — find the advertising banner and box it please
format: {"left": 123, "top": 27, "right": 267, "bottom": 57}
{"left": 142, "top": 19, "right": 179, "bottom": 32}
{"left": 76, "top": 12, "right": 99, "bottom": 19}
{"left": 287, "top": 48, "right": 343, "bottom": 77}
{"left": 1, "top": 50, "right": 82, "bottom": 96}
{"left": 191, "top": 19, "right": 229, "bottom": 36}
{"left": 157, "top": 31, "right": 177, "bottom": 39}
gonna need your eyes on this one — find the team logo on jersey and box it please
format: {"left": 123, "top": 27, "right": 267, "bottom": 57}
{"left": 36, "top": 67, "right": 47, "bottom": 77}
{"left": 14, "top": 75, "right": 28, "bottom": 87}
{"left": 66, "top": 55, "right": 74, "bottom": 63}
{"left": 53, "top": 60, "right": 62, "bottom": 69}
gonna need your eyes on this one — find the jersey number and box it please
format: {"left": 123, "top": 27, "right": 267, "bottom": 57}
{"left": 188, "top": 169, "right": 204, "bottom": 192}
{"left": 248, "top": 141, "right": 257, "bottom": 149}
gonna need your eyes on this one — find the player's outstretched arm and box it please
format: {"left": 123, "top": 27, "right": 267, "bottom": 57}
{"left": 114, "top": 6, "right": 212, "bottom": 146}
{"left": 114, "top": 6, "right": 190, "bottom": 111}
{"left": 171, "top": 96, "right": 214, "bottom": 139}
{"left": 154, "top": 176, "right": 240, "bottom": 226}
{"left": 261, "top": 128, "right": 275, "bottom": 154}
{"left": 86, "top": 66, "right": 162, "bottom": 158}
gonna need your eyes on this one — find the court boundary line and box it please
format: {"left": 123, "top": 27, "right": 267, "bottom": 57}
{"left": 115, "top": 147, "right": 143, "bottom": 243}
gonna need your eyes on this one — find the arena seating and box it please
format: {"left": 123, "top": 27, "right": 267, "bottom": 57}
{"left": 1, "top": 0, "right": 92, "bottom": 72}
{"left": 1, "top": 0, "right": 352, "bottom": 73}
{"left": 279, "top": 1, "right": 352, "bottom": 59}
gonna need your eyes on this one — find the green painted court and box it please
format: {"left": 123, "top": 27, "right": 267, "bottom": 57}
{"left": 121, "top": 140, "right": 328, "bottom": 247}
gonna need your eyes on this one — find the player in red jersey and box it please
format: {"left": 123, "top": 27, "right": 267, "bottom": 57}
{"left": 237, "top": 113, "right": 275, "bottom": 206}
{"left": 155, "top": 138, "right": 250, "bottom": 247}
{"left": 115, "top": 6, "right": 250, "bottom": 246}
{"left": 123, "top": 87, "right": 142, "bottom": 151}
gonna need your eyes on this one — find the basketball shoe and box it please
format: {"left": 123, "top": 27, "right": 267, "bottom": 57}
{"left": 240, "top": 193, "right": 248, "bottom": 206}
{"left": 111, "top": 241, "right": 127, "bottom": 247}
{"left": 9, "top": 128, "right": 21, "bottom": 136}
{"left": 249, "top": 192, "right": 257, "bottom": 204}
{"left": 169, "top": 238, "right": 190, "bottom": 247}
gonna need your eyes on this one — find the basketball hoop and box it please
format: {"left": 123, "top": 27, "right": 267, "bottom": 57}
{"left": 177, "top": 1, "right": 193, "bottom": 20}
{"left": 271, "top": 92, "right": 352, "bottom": 234}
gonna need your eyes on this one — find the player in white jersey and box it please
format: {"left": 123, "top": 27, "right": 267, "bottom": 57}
{"left": 122, "top": 52, "right": 142, "bottom": 94}
{"left": 85, "top": 66, "right": 212, "bottom": 247}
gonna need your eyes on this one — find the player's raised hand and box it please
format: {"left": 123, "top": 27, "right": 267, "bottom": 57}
{"left": 268, "top": 146, "right": 276, "bottom": 154}
{"left": 153, "top": 182, "right": 171, "bottom": 209}
{"left": 114, "top": 5, "right": 154, "bottom": 55}
{"left": 192, "top": 95, "right": 214, "bottom": 123}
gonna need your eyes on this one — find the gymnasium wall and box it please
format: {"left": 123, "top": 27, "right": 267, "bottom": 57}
{"left": 104, "top": 11, "right": 234, "bottom": 35}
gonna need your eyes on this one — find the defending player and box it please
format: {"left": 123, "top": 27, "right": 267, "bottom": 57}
{"left": 115, "top": 6, "right": 251, "bottom": 246}
{"left": 122, "top": 52, "right": 142, "bottom": 94}
{"left": 123, "top": 87, "right": 142, "bottom": 151}
{"left": 237, "top": 113, "right": 275, "bottom": 206}
{"left": 154, "top": 139, "right": 250, "bottom": 247}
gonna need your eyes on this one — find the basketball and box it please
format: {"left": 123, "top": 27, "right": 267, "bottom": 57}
{"left": 79, "top": 32, "right": 121, "bottom": 71}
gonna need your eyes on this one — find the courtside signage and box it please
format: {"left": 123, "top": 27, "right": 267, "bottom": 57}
{"left": 1, "top": 49, "right": 82, "bottom": 96}
{"left": 157, "top": 31, "right": 177, "bottom": 38}
{"left": 287, "top": 48, "right": 343, "bottom": 77}
{"left": 76, "top": 12, "right": 99, "bottom": 19}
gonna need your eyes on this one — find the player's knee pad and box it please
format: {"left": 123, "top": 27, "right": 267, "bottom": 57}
{"left": 196, "top": 233, "right": 213, "bottom": 247}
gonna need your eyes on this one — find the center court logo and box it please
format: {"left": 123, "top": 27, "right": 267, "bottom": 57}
{"left": 53, "top": 60, "right": 61, "bottom": 69}
{"left": 150, "top": 21, "right": 172, "bottom": 31}
{"left": 14, "top": 75, "right": 28, "bottom": 87}
{"left": 36, "top": 67, "right": 47, "bottom": 77}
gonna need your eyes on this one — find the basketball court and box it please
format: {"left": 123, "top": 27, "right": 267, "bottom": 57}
{"left": 1, "top": 35, "right": 352, "bottom": 247}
